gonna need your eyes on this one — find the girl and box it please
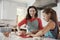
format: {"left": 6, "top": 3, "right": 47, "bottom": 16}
{"left": 18, "top": 6, "right": 43, "bottom": 35}
{"left": 30, "top": 7, "right": 59, "bottom": 39}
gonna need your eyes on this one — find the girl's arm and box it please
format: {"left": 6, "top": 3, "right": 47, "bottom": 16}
{"left": 31, "top": 20, "right": 55, "bottom": 37}
{"left": 38, "top": 18, "right": 43, "bottom": 30}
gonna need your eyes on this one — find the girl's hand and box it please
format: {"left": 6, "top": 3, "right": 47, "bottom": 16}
{"left": 26, "top": 33, "right": 36, "bottom": 37}
{"left": 30, "top": 31, "right": 43, "bottom": 37}
{"left": 30, "top": 34, "right": 36, "bottom": 37}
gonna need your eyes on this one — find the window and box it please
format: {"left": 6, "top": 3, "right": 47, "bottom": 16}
{"left": 17, "top": 7, "right": 27, "bottom": 23}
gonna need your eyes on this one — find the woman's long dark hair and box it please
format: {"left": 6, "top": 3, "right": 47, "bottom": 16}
{"left": 43, "top": 7, "right": 58, "bottom": 25}
{"left": 26, "top": 6, "right": 38, "bottom": 20}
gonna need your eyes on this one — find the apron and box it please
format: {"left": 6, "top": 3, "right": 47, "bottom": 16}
{"left": 27, "top": 19, "right": 39, "bottom": 33}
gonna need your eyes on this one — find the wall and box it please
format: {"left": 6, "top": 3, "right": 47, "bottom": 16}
{"left": 1, "top": 0, "right": 27, "bottom": 20}
{"left": 52, "top": 2, "right": 60, "bottom": 21}
{"left": 40, "top": 2, "right": 60, "bottom": 27}
{"left": 0, "top": 0, "right": 3, "bottom": 19}
{"left": 57, "top": 2, "right": 60, "bottom": 21}
{"left": 0, "top": 0, "right": 27, "bottom": 27}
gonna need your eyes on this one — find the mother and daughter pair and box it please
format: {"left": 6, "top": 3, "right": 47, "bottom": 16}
{"left": 17, "top": 6, "right": 59, "bottom": 39}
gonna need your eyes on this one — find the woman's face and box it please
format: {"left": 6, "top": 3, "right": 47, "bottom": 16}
{"left": 43, "top": 13, "right": 51, "bottom": 22}
{"left": 29, "top": 8, "right": 36, "bottom": 18}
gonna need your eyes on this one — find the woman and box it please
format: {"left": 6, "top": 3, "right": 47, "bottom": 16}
{"left": 18, "top": 6, "right": 43, "bottom": 34}
{"left": 30, "top": 8, "right": 59, "bottom": 39}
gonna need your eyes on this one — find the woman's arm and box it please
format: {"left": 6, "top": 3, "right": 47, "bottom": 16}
{"left": 31, "top": 20, "right": 55, "bottom": 37}
{"left": 38, "top": 18, "right": 43, "bottom": 30}
{"left": 17, "top": 18, "right": 27, "bottom": 30}
{"left": 18, "top": 18, "right": 27, "bottom": 27}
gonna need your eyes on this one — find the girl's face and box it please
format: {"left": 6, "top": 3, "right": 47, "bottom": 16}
{"left": 43, "top": 13, "right": 51, "bottom": 22}
{"left": 29, "top": 8, "right": 36, "bottom": 18}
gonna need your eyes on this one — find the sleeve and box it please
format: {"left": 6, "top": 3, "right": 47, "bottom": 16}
{"left": 18, "top": 18, "right": 27, "bottom": 27}
{"left": 38, "top": 18, "right": 43, "bottom": 30}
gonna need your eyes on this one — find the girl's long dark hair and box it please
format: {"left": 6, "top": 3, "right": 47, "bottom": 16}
{"left": 43, "top": 7, "right": 58, "bottom": 25}
{"left": 26, "top": 6, "right": 38, "bottom": 20}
